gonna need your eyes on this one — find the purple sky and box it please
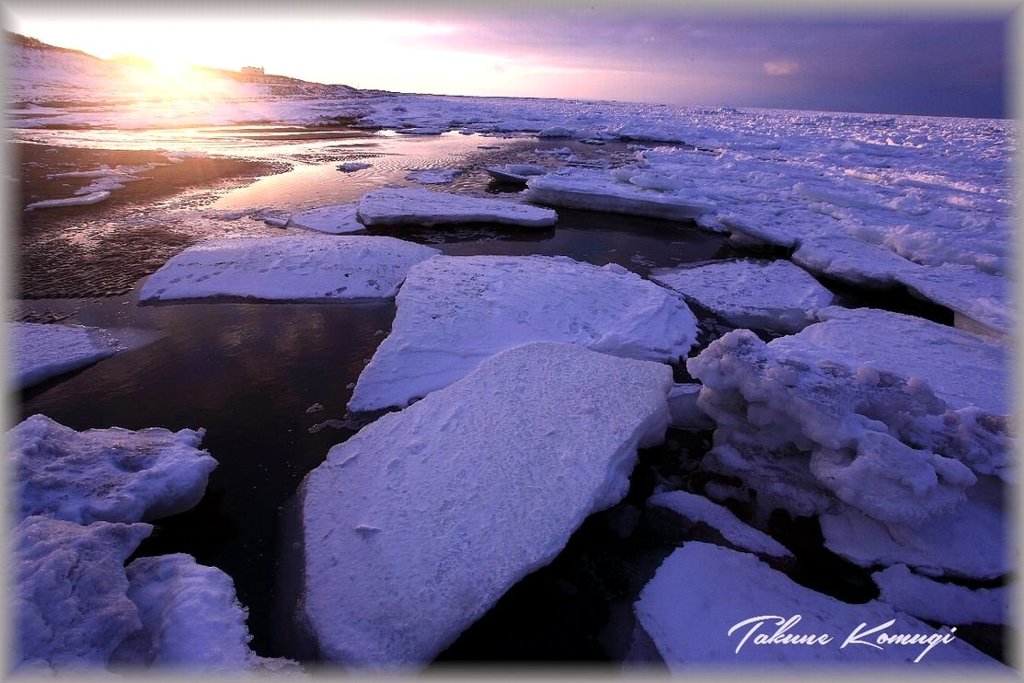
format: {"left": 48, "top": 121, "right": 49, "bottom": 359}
{"left": 5, "top": 3, "right": 1011, "bottom": 118}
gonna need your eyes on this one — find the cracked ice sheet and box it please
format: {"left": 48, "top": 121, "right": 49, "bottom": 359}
{"left": 11, "top": 414, "right": 216, "bottom": 525}
{"left": 302, "top": 342, "right": 673, "bottom": 668}
{"left": 651, "top": 258, "right": 835, "bottom": 334}
{"left": 357, "top": 187, "right": 556, "bottom": 227}
{"left": 634, "top": 542, "right": 1004, "bottom": 668}
{"left": 139, "top": 235, "right": 439, "bottom": 301}
{"left": 12, "top": 322, "right": 157, "bottom": 389}
{"left": 896, "top": 264, "right": 1012, "bottom": 339}
{"left": 771, "top": 306, "right": 1009, "bottom": 415}
{"left": 349, "top": 254, "right": 698, "bottom": 411}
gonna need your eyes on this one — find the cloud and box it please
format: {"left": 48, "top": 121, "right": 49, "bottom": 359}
{"left": 763, "top": 60, "right": 799, "bottom": 76}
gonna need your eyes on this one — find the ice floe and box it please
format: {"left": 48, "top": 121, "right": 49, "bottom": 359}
{"left": 13, "top": 516, "right": 151, "bottom": 671}
{"left": 357, "top": 187, "right": 557, "bottom": 227}
{"left": 26, "top": 190, "right": 111, "bottom": 210}
{"left": 634, "top": 542, "right": 1003, "bottom": 667}
{"left": 11, "top": 414, "right": 216, "bottom": 525}
{"left": 349, "top": 254, "right": 697, "bottom": 411}
{"left": 872, "top": 564, "right": 1008, "bottom": 626}
{"left": 647, "top": 491, "right": 791, "bottom": 559}
{"left": 771, "top": 306, "right": 1009, "bottom": 414}
{"left": 337, "top": 162, "right": 371, "bottom": 172}
{"left": 651, "top": 259, "right": 835, "bottom": 333}
{"left": 302, "top": 342, "right": 673, "bottom": 667}
{"left": 288, "top": 202, "right": 365, "bottom": 234}
{"left": 687, "top": 327, "right": 1009, "bottom": 579}
{"left": 112, "top": 554, "right": 295, "bottom": 671}
{"left": 140, "top": 235, "right": 439, "bottom": 301}
{"left": 896, "top": 264, "right": 1011, "bottom": 339}
{"left": 525, "top": 168, "right": 714, "bottom": 221}
{"left": 485, "top": 163, "right": 546, "bottom": 184}
{"left": 13, "top": 322, "right": 131, "bottom": 389}
{"left": 791, "top": 231, "right": 922, "bottom": 289}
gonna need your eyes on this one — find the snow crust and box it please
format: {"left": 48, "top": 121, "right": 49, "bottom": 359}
{"left": 140, "top": 235, "right": 439, "bottom": 301}
{"left": 651, "top": 259, "right": 835, "bottom": 333}
{"left": 357, "top": 187, "right": 557, "bottom": 227}
{"left": 11, "top": 414, "right": 216, "bottom": 525}
{"left": 302, "top": 342, "right": 673, "bottom": 668}
{"left": 349, "top": 254, "right": 698, "bottom": 411}
{"left": 648, "top": 491, "right": 791, "bottom": 559}
{"left": 635, "top": 542, "right": 1003, "bottom": 667}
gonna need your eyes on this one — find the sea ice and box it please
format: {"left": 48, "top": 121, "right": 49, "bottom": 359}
{"left": 11, "top": 414, "right": 216, "bottom": 525}
{"left": 337, "top": 162, "right": 371, "bottom": 172}
{"left": 349, "top": 254, "right": 697, "bottom": 411}
{"left": 13, "top": 516, "right": 151, "bottom": 671}
{"left": 302, "top": 342, "right": 673, "bottom": 667}
{"left": 872, "top": 564, "right": 1008, "bottom": 626}
{"left": 485, "top": 163, "right": 545, "bottom": 184}
{"left": 896, "top": 264, "right": 1011, "bottom": 339}
{"left": 14, "top": 322, "right": 126, "bottom": 389}
{"left": 289, "top": 202, "right": 365, "bottom": 234}
{"left": 25, "top": 190, "right": 111, "bottom": 210}
{"left": 357, "top": 187, "right": 557, "bottom": 227}
{"left": 791, "top": 231, "right": 922, "bottom": 289}
{"left": 112, "top": 554, "right": 290, "bottom": 671}
{"left": 525, "top": 168, "right": 714, "bottom": 221}
{"left": 634, "top": 542, "right": 1002, "bottom": 667}
{"left": 666, "top": 383, "right": 712, "bottom": 430}
{"left": 647, "top": 491, "right": 791, "bottom": 559}
{"left": 650, "top": 259, "right": 835, "bottom": 333}
{"left": 139, "top": 235, "right": 439, "bottom": 301}
{"left": 771, "top": 306, "right": 1009, "bottom": 414}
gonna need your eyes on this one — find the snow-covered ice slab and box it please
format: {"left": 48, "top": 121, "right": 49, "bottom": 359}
{"left": 13, "top": 515, "right": 151, "bottom": 672}
{"left": 139, "top": 235, "right": 439, "bottom": 301}
{"left": 357, "top": 187, "right": 557, "bottom": 227}
{"left": 526, "top": 168, "right": 714, "bottom": 221}
{"left": 651, "top": 259, "right": 834, "bottom": 333}
{"left": 112, "top": 554, "right": 294, "bottom": 671}
{"left": 302, "top": 342, "right": 673, "bottom": 668}
{"left": 25, "top": 190, "right": 111, "bottom": 211}
{"left": 349, "top": 255, "right": 697, "bottom": 411}
{"left": 791, "top": 231, "right": 922, "bottom": 289}
{"left": 289, "top": 202, "right": 365, "bottom": 234}
{"left": 873, "top": 564, "right": 1008, "bottom": 626}
{"left": 897, "top": 264, "right": 1012, "bottom": 339}
{"left": 772, "top": 306, "right": 1009, "bottom": 414}
{"left": 11, "top": 414, "right": 216, "bottom": 525}
{"left": 647, "top": 491, "right": 791, "bottom": 559}
{"left": 634, "top": 542, "right": 1003, "bottom": 667}
{"left": 13, "top": 322, "right": 124, "bottom": 389}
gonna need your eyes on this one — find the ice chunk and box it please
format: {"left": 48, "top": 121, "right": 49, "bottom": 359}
{"left": 357, "top": 187, "right": 557, "bottom": 227}
{"left": 791, "top": 232, "right": 921, "bottom": 289}
{"left": 11, "top": 414, "right": 216, "bottom": 525}
{"left": 647, "top": 491, "right": 791, "bottom": 559}
{"left": 651, "top": 259, "right": 835, "bottom": 333}
{"left": 337, "top": 162, "right": 371, "bottom": 172}
{"left": 139, "top": 235, "right": 439, "bottom": 301}
{"left": 897, "top": 264, "right": 1011, "bottom": 339}
{"left": 526, "top": 168, "right": 714, "bottom": 221}
{"left": 289, "top": 202, "right": 365, "bottom": 234}
{"left": 405, "top": 168, "right": 462, "bottom": 184}
{"left": 112, "top": 554, "right": 293, "bottom": 671}
{"left": 13, "top": 516, "right": 151, "bottom": 671}
{"left": 13, "top": 322, "right": 122, "bottom": 389}
{"left": 820, "top": 491, "right": 1007, "bottom": 579}
{"left": 872, "top": 564, "right": 1008, "bottom": 626}
{"left": 485, "top": 163, "right": 545, "bottom": 184}
{"left": 25, "top": 190, "right": 111, "bottom": 210}
{"left": 349, "top": 254, "right": 697, "bottom": 411}
{"left": 302, "top": 342, "right": 673, "bottom": 668}
{"left": 635, "top": 542, "right": 1002, "bottom": 667}
{"left": 772, "top": 307, "right": 1008, "bottom": 414}
{"left": 666, "top": 383, "right": 712, "bottom": 430}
